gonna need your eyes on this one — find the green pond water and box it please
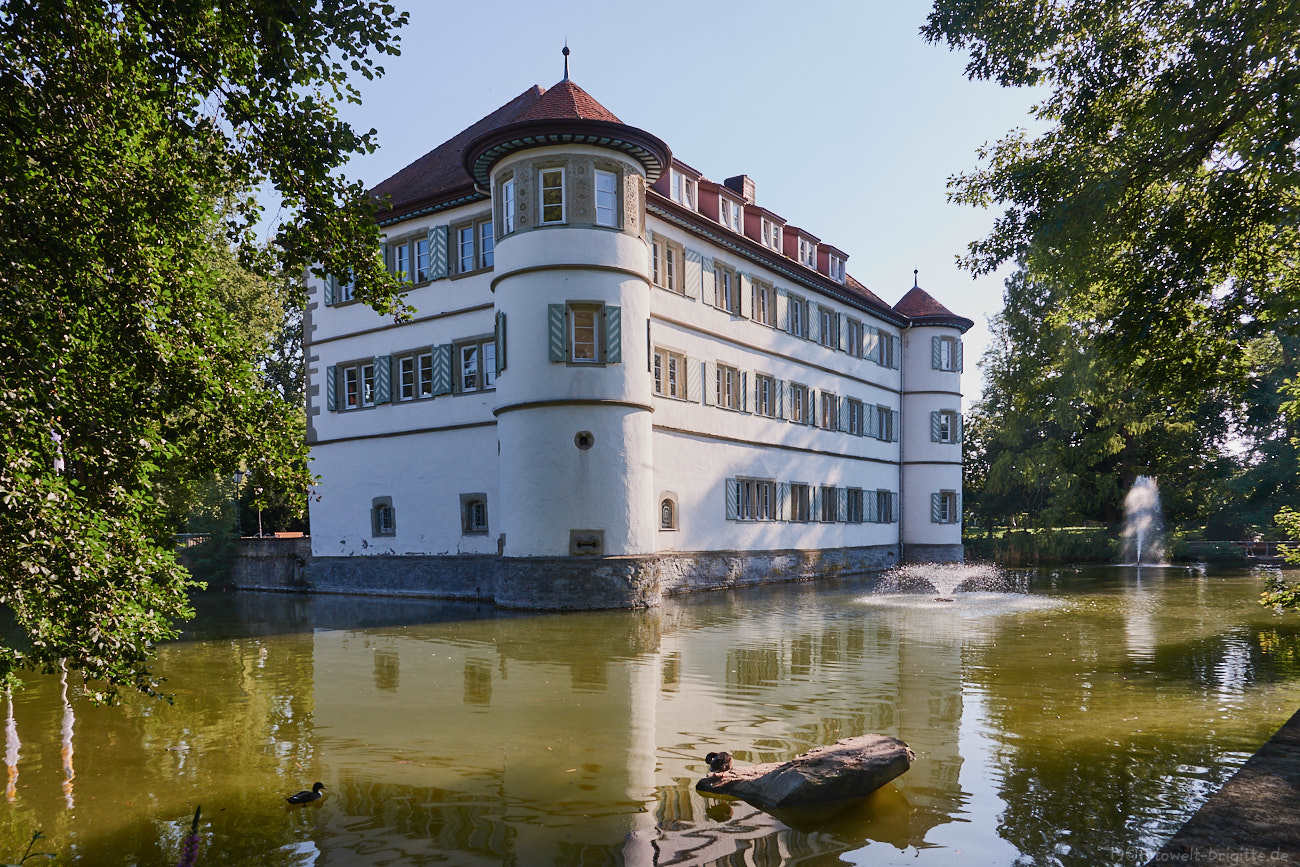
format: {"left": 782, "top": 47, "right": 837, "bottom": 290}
{"left": 1, "top": 566, "right": 1298, "bottom": 866}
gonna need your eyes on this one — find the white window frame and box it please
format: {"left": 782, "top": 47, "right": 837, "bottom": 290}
{"left": 737, "top": 478, "right": 777, "bottom": 521}
{"left": 479, "top": 220, "right": 494, "bottom": 269}
{"left": 670, "top": 169, "right": 696, "bottom": 208}
{"left": 455, "top": 337, "right": 496, "bottom": 393}
{"left": 846, "top": 319, "right": 863, "bottom": 358}
{"left": 594, "top": 169, "right": 618, "bottom": 227}
{"left": 414, "top": 238, "right": 430, "bottom": 282}
{"left": 820, "top": 391, "right": 838, "bottom": 430}
{"left": 880, "top": 332, "right": 897, "bottom": 368}
{"left": 819, "top": 306, "right": 838, "bottom": 348}
{"left": 876, "top": 404, "right": 894, "bottom": 441}
{"left": 714, "top": 264, "right": 738, "bottom": 313}
{"left": 789, "top": 383, "right": 809, "bottom": 424}
{"left": 751, "top": 279, "right": 775, "bottom": 326}
{"left": 500, "top": 176, "right": 516, "bottom": 234}
{"left": 716, "top": 362, "right": 741, "bottom": 410}
{"left": 395, "top": 243, "right": 411, "bottom": 283}
{"left": 828, "top": 254, "right": 845, "bottom": 283}
{"left": 789, "top": 297, "right": 806, "bottom": 337}
{"left": 761, "top": 218, "right": 782, "bottom": 250}
{"left": 539, "top": 167, "right": 566, "bottom": 225}
{"left": 936, "top": 490, "right": 958, "bottom": 524}
{"left": 847, "top": 397, "right": 864, "bottom": 435}
{"left": 456, "top": 223, "right": 475, "bottom": 273}
{"left": 719, "top": 197, "right": 741, "bottom": 231}
{"left": 755, "top": 373, "right": 776, "bottom": 417}
{"left": 798, "top": 237, "right": 816, "bottom": 268}
{"left": 938, "top": 410, "right": 956, "bottom": 443}
{"left": 937, "top": 335, "right": 960, "bottom": 371}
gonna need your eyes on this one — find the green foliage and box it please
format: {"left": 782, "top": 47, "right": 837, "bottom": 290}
{"left": 964, "top": 527, "right": 1116, "bottom": 566}
{"left": 0, "top": 1, "right": 407, "bottom": 698}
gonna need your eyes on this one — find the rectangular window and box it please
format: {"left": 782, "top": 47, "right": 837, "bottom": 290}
{"left": 330, "top": 273, "right": 356, "bottom": 304}
{"left": 716, "top": 363, "right": 741, "bottom": 410}
{"left": 395, "top": 244, "right": 411, "bottom": 283}
{"left": 569, "top": 304, "right": 601, "bottom": 363}
{"left": 455, "top": 338, "right": 496, "bottom": 392}
{"left": 540, "top": 167, "right": 565, "bottom": 224}
{"left": 820, "top": 486, "right": 838, "bottom": 522}
{"left": 344, "top": 366, "right": 359, "bottom": 409}
{"left": 934, "top": 490, "right": 958, "bottom": 524}
{"left": 595, "top": 169, "right": 618, "bottom": 227}
{"left": 820, "top": 391, "right": 838, "bottom": 430}
{"left": 652, "top": 235, "right": 684, "bottom": 294}
{"left": 670, "top": 168, "right": 696, "bottom": 208}
{"left": 360, "top": 363, "right": 375, "bottom": 406}
{"left": 373, "top": 500, "right": 395, "bottom": 536}
{"left": 737, "top": 478, "right": 776, "bottom": 521}
{"left": 501, "top": 176, "right": 516, "bottom": 234}
{"left": 789, "top": 297, "right": 806, "bottom": 337}
{"left": 846, "top": 319, "right": 863, "bottom": 358}
{"left": 761, "top": 219, "right": 782, "bottom": 251}
{"left": 457, "top": 224, "right": 475, "bottom": 273}
{"left": 755, "top": 374, "right": 776, "bottom": 417}
{"left": 880, "top": 333, "right": 896, "bottom": 368}
{"left": 819, "top": 307, "right": 838, "bottom": 348}
{"left": 790, "top": 483, "right": 812, "bottom": 522}
{"left": 480, "top": 220, "right": 494, "bottom": 269}
{"left": 653, "top": 348, "right": 686, "bottom": 399}
{"left": 751, "top": 279, "right": 775, "bottom": 326}
{"left": 789, "top": 383, "right": 809, "bottom": 424}
{"left": 719, "top": 198, "right": 741, "bottom": 231}
{"left": 847, "top": 488, "right": 864, "bottom": 523}
{"left": 876, "top": 405, "right": 894, "bottom": 441}
{"left": 798, "top": 237, "right": 816, "bottom": 268}
{"left": 714, "top": 264, "right": 738, "bottom": 313}
{"left": 399, "top": 356, "right": 415, "bottom": 401}
{"left": 847, "top": 398, "right": 864, "bottom": 435}
{"left": 415, "top": 239, "right": 431, "bottom": 282}
{"left": 418, "top": 352, "right": 433, "bottom": 397}
{"left": 828, "top": 255, "right": 845, "bottom": 283}
{"left": 935, "top": 335, "right": 961, "bottom": 371}
{"left": 877, "top": 490, "right": 895, "bottom": 524}
{"left": 937, "top": 411, "right": 956, "bottom": 442}
{"left": 461, "top": 494, "right": 489, "bottom": 534}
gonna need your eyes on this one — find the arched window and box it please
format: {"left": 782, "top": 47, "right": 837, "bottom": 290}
{"left": 660, "top": 497, "right": 677, "bottom": 531}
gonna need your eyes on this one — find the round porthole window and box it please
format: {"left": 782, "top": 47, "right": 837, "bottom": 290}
{"left": 574, "top": 431, "right": 594, "bottom": 450}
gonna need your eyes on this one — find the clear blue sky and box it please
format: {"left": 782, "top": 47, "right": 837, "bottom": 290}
{"left": 328, "top": 0, "right": 1043, "bottom": 404}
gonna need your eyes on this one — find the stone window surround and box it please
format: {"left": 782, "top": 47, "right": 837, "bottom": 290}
{"left": 395, "top": 349, "right": 435, "bottom": 403}
{"left": 385, "top": 231, "right": 436, "bottom": 289}
{"left": 460, "top": 492, "right": 489, "bottom": 535}
{"left": 336, "top": 357, "right": 377, "bottom": 412}
{"left": 449, "top": 211, "right": 494, "bottom": 279}
{"left": 652, "top": 345, "right": 688, "bottom": 401}
{"left": 492, "top": 151, "right": 642, "bottom": 242}
{"left": 753, "top": 371, "right": 778, "bottom": 418}
{"left": 371, "top": 496, "right": 396, "bottom": 537}
{"left": 650, "top": 233, "right": 686, "bottom": 295}
{"left": 658, "top": 491, "right": 679, "bottom": 531}
{"left": 453, "top": 333, "right": 496, "bottom": 394}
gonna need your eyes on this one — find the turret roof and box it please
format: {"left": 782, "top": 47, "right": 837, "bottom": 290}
{"left": 517, "top": 79, "right": 622, "bottom": 123}
{"left": 893, "top": 286, "right": 974, "bottom": 331}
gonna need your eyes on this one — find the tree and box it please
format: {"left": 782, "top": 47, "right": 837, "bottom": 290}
{"left": 0, "top": 1, "right": 408, "bottom": 699}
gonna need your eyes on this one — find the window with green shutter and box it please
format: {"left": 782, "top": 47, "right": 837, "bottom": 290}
{"left": 495, "top": 311, "right": 507, "bottom": 375}
{"left": 325, "top": 365, "right": 337, "bottom": 411}
{"left": 373, "top": 355, "right": 392, "bottom": 404}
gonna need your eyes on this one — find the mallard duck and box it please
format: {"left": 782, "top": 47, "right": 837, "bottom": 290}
{"left": 286, "top": 782, "right": 325, "bottom": 804}
{"left": 705, "top": 752, "right": 733, "bottom": 774}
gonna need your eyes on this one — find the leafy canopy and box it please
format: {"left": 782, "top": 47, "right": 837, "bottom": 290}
{"left": 0, "top": 0, "right": 407, "bottom": 699}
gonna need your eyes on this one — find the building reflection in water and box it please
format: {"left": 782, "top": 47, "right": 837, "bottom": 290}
{"left": 59, "top": 662, "right": 74, "bottom": 810}
{"left": 5, "top": 688, "right": 18, "bottom": 803}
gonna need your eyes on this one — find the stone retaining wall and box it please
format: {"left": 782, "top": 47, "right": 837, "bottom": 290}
{"left": 232, "top": 541, "right": 912, "bottom": 609}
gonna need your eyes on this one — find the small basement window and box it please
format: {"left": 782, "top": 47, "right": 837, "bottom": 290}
{"left": 461, "top": 493, "right": 488, "bottom": 534}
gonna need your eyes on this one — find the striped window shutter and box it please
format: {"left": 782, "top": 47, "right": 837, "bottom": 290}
{"left": 956, "top": 413, "right": 964, "bottom": 443}
{"left": 700, "top": 257, "right": 715, "bottom": 306}
{"left": 931, "top": 335, "right": 942, "bottom": 369}
{"left": 837, "top": 487, "right": 848, "bottom": 522}
{"left": 776, "top": 379, "right": 784, "bottom": 418}
{"left": 740, "top": 371, "right": 748, "bottom": 412}
{"left": 323, "top": 274, "right": 336, "bottom": 306}
{"left": 866, "top": 490, "right": 878, "bottom": 523}
{"left": 738, "top": 273, "right": 750, "bottom": 319}
{"left": 890, "top": 335, "right": 900, "bottom": 369}
{"left": 812, "top": 486, "right": 822, "bottom": 521}
{"left": 955, "top": 493, "right": 961, "bottom": 524}
{"left": 891, "top": 409, "right": 900, "bottom": 441}
{"left": 326, "top": 365, "right": 337, "bottom": 411}
{"left": 495, "top": 311, "right": 507, "bottom": 375}
{"left": 956, "top": 339, "right": 964, "bottom": 372}
{"left": 931, "top": 411, "right": 942, "bottom": 442}
{"left": 806, "top": 389, "right": 816, "bottom": 425}
{"left": 890, "top": 491, "right": 900, "bottom": 523}
{"left": 684, "top": 248, "right": 702, "bottom": 299}
{"left": 703, "top": 362, "right": 716, "bottom": 406}
{"left": 866, "top": 405, "right": 877, "bottom": 438}
{"left": 428, "top": 225, "right": 449, "bottom": 280}
{"left": 373, "top": 355, "right": 391, "bottom": 404}
{"left": 604, "top": 305, "right": 622, "bottom": 363}
{"left": 864, "top": 325, "right": 879, "bottom": 363}
{"left": 432, "top": 344, "right": 453, "bottom": 395}
{"left": 548, "top": 304, "right": 567, "bottom": 362}
{"left": 838, "top": 396, "right": 849, "bottom": 432}
{"left": 838, "top": 314, "right": 847, "bottom": 351}
{"left": 931, "top": 492, "right": 942, "bottom": 523}
{"left": 808, "top": 307, "right": 821, "bottom": 343}
{"left": 777, "top": 482, "right": 789, "bottom": 521}
{"left": 687, "top": 357, "right": 702, "bottom": 404}
{"left": 725, "top": 478, "right": 739, "bottom": 520}
{"left": 776, "top": 289, "right": 789, "bottom": 331}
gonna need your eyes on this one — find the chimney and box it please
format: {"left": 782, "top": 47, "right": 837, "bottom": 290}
{"left": 723, "top": 174, "right": 756, "bottom": 204}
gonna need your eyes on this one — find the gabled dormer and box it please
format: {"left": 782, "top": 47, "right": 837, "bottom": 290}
{"left": 784, "top": 225, "right": 819, "bottom": 270}
{"left": 652, "top": 158, "right": 701, "bottom": 211}
{"left": 818, "top": 244, "right": 848, "bottom": 284}
{"left": 705, "top": 181, "right": 744, "bottom": 234}
{"left": 744, "top": 205, "right": 785, "bottom": 252}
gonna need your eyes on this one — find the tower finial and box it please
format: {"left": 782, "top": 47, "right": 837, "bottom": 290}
{"left": 913, "top": 268, "right": 919, "bottom": 289}
{"left": 562, "top": 41, "right": 570, "bottom": 81}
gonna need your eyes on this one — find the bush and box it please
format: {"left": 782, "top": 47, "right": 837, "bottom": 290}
{"left": 963, "top": 528, "right": 1116, "bottom": 566}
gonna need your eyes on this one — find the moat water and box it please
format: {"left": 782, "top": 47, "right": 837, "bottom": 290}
{"left": 2, "top": 566, "right": 1299, "bottom": 866}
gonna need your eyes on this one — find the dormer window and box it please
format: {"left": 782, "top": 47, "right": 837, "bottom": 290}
{"left": 761, "top": 219, "right": 782, "bottom": 251}
{"left": 670, "top": 169, "right": 696, "bottom": 209}
{"left": 798, "top": 237, "right": 816, "bottom": 268}
{"left": 719, "top": 198, "right": 742, "bottom": 232}
{"left": 828, "top": 254, "right": 845, "bottom": 283}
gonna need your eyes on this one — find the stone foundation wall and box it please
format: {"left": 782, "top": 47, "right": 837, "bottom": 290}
{"left": 902, "top": 543, "right": 964, "bottom": 564}
{"left": 230, "top": 537, "right": 312, "bottom": 590}
{"left": 230, "top": 542, "right": 901, "bottom": 609}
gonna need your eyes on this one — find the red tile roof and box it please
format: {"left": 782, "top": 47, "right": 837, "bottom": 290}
{"left": 517, "top": 79, "right": 622, "bottom": 123}
{"left": 369, "top": 85, "right": 545, "bottom": 216}
{"left": 894, "top": 285, "right": 974, "bottom": 330}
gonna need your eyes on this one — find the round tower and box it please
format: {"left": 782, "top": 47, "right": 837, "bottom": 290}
{"left": 464, "top": 77, "right": 670, "bottom": 608}
{"left": 895, "top": 276, "right": 974, "bottom": 563}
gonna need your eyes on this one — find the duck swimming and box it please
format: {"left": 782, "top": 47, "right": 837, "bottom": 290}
{"left": 286, "top": 782, "right": 326, "bottom": 804}
{"left": 704, "top": 752, "right": 733, "bottom": 774}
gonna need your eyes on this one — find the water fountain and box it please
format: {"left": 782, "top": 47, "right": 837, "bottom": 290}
{"left": 873, "top": 563, "right": 1019, "bottom": 598}
{"left": 1122, "top": 475, "right": 1166, "bottom": 565}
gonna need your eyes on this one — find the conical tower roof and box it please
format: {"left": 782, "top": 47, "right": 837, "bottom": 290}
{"left": 894, "top": 285, "right": 973, "bottom": 331}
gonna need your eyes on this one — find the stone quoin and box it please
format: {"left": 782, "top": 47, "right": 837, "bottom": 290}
{"left": 301, "top": 70, "right": 973, "bottom": 609}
